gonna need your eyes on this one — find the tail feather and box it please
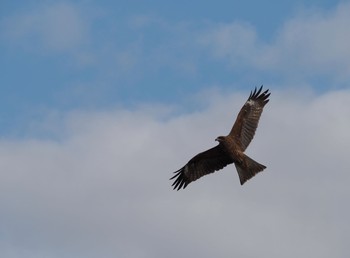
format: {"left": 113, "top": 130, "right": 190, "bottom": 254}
{"left": 235, "top": 154, "right": 266, "bottom": 185}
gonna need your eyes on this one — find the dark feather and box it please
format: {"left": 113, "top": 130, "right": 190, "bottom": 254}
{"left": 170, "top": 145, "right": 233, "bottom": 190}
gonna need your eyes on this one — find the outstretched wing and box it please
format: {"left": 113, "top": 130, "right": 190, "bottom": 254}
{"left": 229, "top": 86, "right": 270, "bottom": 151}
{"left": 170, "top": 145, "right": 233, "bottom": 190}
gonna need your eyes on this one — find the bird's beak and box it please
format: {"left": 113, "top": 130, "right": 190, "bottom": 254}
{"left": 215, "top": 137, "right": 218, "bottom": 142}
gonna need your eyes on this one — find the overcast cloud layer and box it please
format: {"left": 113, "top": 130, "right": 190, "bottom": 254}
{"left": 1, "top": 1, "right": 350, "bottom": 258}
{"left": 1, "top": 88, "right": 350, "bottom": 258}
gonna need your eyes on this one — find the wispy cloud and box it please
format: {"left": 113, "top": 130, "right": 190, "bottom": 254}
{"left": 1, "top": 2, "right": 88, "bottom": 52}
{"left": 199, "top": 2, "right": 350, "bottom": 81}
{"left": 3, "top": 1, "right": 350, "bottom": 83}
{"left": 199, "top": 22, "right": 258, "bottom": 65}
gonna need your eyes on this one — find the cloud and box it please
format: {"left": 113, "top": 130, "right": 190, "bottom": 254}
{"left": 1, "top": 2, "right": 88, "bottom": 52}
{"left": 3, "top": 2, "right": 350, "bottom": 85}
{"left": 199, "top": 22, "right": 258, "bottom": 66}
{"left": 199, "top": 2, "right": 350, "bottom": 81}
{"left": 0, "top": 87, "right": 349, "bottom": 258}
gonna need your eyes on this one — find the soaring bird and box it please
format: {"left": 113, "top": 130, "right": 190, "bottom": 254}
{"left": 170, "top": 86, "right": 270, "bottom": 190}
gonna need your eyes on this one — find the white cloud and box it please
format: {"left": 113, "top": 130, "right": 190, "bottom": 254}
{"left": 1, "top": 2, "right": 88, "bottom": 52}
{"left": 0, "top": 87, "right": 349, "bottom": 258}
{"left": 199, "top": 2, "right": 350, "bottom": 80}
{"left": 199, "top": 22, "right": 258, "bottom": 66}
{"left": 3, "top": 2, "right": 350, "bottom": 84}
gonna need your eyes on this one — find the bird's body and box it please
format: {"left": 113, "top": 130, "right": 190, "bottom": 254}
{"left": 216, "top": 136, "right": 242, "bottom": 162}
{"left": 170, "top": 86, "right": 270, "bottom": 190}
{"left": 216, "top": 135, "right": 266, "bottom": 185}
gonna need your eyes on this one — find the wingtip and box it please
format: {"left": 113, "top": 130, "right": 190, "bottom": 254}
{"left": 170, "top": 167, "right": 189, "bottom": 190}
{"left": 248, "top": 85, "right": 270, "bottom": 104}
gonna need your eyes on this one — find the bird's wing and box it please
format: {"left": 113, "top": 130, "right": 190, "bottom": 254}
{"left": 170, "top": 145, "right": 233, "bottom": 190}
{"left": 228, "top": 86, "right": 270, "bottom": 151}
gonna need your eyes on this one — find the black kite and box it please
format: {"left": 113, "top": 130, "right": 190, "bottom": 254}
{"left": 170, "top": 86, "right": 270, "bottom": 190}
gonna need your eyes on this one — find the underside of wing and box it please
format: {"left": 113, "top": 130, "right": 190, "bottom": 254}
{"left": 170, "top": 145, "right": 233, "bottom": 190}
{"left": 229, "top": 86, "right": 270, "bottom": 151}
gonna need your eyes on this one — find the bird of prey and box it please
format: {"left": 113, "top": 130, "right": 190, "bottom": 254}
{"left": 170, "top": 86, "right": 270, "bottom": 190}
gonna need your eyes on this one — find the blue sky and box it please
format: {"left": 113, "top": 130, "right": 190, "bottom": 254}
{"left": 1, "top": 0, "right": 348, "bottom": 136}
{"left": 1, "top": 1, "right": 350, "bottom": 258}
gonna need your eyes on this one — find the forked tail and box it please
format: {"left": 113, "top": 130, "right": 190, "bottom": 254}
{"left": 235, "top": 154, "right": 266, "bottom": 185}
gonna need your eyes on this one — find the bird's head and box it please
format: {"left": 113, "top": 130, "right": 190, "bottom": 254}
{"left": 215, "top": 136, "right": 225, "bottom": 143}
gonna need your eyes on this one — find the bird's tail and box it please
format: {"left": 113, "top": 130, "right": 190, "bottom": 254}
{"left": 235, "top": 154, "right": 266, "bottom": 185}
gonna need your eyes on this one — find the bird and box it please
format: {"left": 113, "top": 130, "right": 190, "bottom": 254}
{"left": 170, "top": 86, "right": 270, "bottom": 190}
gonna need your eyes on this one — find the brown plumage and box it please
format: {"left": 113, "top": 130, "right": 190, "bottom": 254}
{"left": 170, "top": 86, "right": 270, "bottom": 190}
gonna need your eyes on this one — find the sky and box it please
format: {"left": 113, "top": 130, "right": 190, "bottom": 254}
{"left": 0, "top": 0, "right": 350, "bottom": 257}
